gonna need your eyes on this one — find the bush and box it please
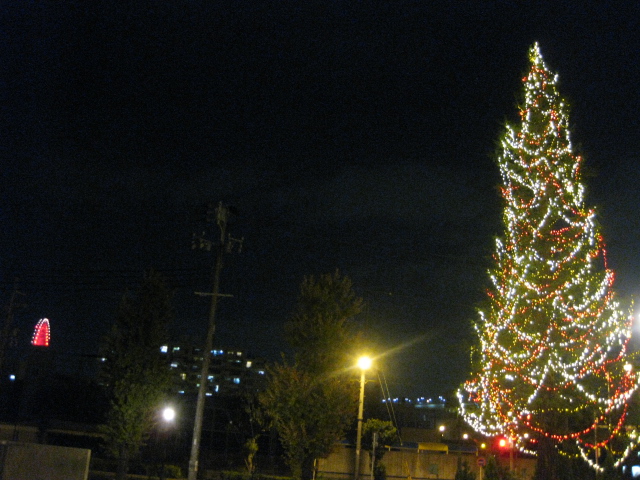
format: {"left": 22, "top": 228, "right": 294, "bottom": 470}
{"left": 455, "top": 459, "right": 476, "bottom": 480}
{"left": 162, "top": 464, "right": 184, "bottom": 478}
{"left": 217, "top": 471, "right": 293, "bottom": 480}
{"left": 373, "top": 463, "right": 386, "bottom": 480}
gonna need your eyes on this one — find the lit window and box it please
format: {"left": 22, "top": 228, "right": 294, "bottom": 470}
{"left": 9, "top": 375, "right": 15, "bottom": 381}
{"left": 160, "top": 345, "right": 168, "bottom": 353}
{"left": 172, "top": 346, "right": 180, "bottom": 352}
{"left": 180, "top": 373, "right": 187, "bottom": 380}
{"left": 233, "top": 377, "right": 241, "bottom": 384}
{"left": 246, "top": 361, "right": 252, "bottom": 368}
{"left": 170, "top": 362, "right": 179, "bottom": 368}
{"left": 258, "top": 370, "right": 265, "bottom": 375}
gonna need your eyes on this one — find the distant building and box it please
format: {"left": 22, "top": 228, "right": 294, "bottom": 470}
{"left": 160, "top": 339, "right": 267, "bottom": 398}
{"left": 158, "top": 340, "right": 269, "bottom": 455}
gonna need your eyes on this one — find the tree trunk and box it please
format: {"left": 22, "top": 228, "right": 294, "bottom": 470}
{"left": 116, "top": 444, "right": 130, "bottom": 480}
{"left": 301, "top": 456, "right": 316, "bottom": 480}
{"left": 535, "top": 436, "right": 560, "bottom": 480}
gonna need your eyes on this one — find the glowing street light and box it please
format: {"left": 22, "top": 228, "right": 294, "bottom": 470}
{"left": 354, "top": 356, "right": 371, "bottom": 480}
{"left": 160, "top": 406, "right": 176, "bottom": 480}
{"left": 358, "top": 356, "right": 372, "bottom": 371}
{"left": 162, "top": 406, "right": 176, "bottom": 423}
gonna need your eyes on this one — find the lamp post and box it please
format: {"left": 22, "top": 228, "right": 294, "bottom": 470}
{"left": 498, "top": 437, "right": 513, "bottom": 472}
{"left": 160, "top": 406, "right": 176, "bottom": 480}
{"left": 509, "top": 437, "right": 513, "bottom": 473}
{"left": 355, "top": 356, "right": 371, "bottom": 480}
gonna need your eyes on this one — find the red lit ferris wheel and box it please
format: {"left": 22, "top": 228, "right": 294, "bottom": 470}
{"left": 31, "top": 318, "right": 50, "bottom": 347}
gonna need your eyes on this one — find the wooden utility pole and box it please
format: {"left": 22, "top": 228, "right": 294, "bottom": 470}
{"left": 0, "top": 279, "right": 24, "bottom": 377}
{"left": 188, "top": 202, "right": 242, "bottom": 480}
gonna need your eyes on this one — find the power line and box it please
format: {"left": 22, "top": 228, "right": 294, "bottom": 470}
{"left": 377, "top": 369, "right": 403, "bottom": 445}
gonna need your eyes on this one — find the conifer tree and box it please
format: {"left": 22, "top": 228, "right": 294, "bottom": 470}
{"left": 260, "top": 271, "right": 362, "bottom": 480}
{"left": 459, "top": 43, "right": 639, "bottom": 473}
{"left": 99, "top": 270, "right": 174, "bottom": 480}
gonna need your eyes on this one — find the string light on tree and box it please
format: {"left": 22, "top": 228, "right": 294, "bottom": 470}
{"left": 458, "top": 43, "right": 639, "bottom": 472}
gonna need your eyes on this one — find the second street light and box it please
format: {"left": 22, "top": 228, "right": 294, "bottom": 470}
{"left": 355, "top": 355, "right": 372, "bottom": 480}
{"left": 160, "top": 406, "right": 176, "bottom": 480}
{"left": 162, "top": 406, "right": 176, "bottom": 423}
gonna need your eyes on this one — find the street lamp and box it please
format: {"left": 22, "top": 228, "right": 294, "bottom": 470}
{"left": 163, "top": 406, "right": 176, "bottom": 423}
{"left": 160, "top": 406, "right": 176, "bottom": 480}
{"left": 355, "top": 356, "right": 371, "bottom": 480}
{"left": 498, "top": 437, "right": 514, "bottom": 472}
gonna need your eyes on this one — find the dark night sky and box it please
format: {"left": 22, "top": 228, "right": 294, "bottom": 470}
{"left": 3, "top": 1, "right": 640, "bottom": 398}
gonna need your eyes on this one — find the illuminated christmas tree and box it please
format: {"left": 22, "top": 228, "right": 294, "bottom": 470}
{"left": 459, "top": 43, "right": 639, "bottom": 472}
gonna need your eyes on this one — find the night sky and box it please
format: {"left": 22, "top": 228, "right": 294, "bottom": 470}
{"left": 3, "top": 1, "right": 640, "bottom": 398}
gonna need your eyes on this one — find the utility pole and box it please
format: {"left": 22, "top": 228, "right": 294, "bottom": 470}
{"left": 188, "top": 202, "right": 242, "bottom": 480}
{"left": 0, "top": 279, "right": 24, "bottom": 378}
